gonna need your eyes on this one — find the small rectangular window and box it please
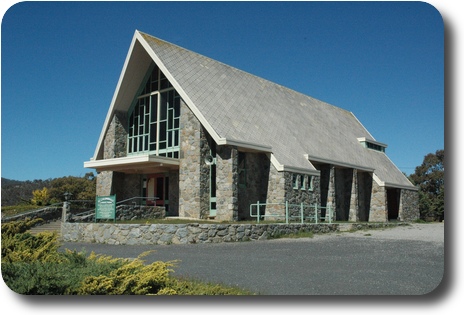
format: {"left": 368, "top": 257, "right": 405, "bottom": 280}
{"left": 300, "top": 175, "right": 306, "bottom": 190}
{"left": 293, "top": 174, "right": 299, "bottom": 190}
{"left": 308, "top": 176, "right": 314, "bottom": 191}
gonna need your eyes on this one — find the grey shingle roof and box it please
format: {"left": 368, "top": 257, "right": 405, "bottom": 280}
{"left": 122, "top": 31, "right": 415, "bottom": 188}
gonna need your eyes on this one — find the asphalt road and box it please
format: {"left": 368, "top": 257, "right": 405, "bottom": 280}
{"left": 61, "top": 223, "right": 444, "bottom": 295}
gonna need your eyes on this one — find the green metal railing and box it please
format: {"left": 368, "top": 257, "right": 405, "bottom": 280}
{"left": 249, "top": 201, "right": 333, "bottom": 224}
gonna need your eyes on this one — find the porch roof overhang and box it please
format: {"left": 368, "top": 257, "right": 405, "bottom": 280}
{"left": 84, "top": 155, "right": 179, "bottom": 174}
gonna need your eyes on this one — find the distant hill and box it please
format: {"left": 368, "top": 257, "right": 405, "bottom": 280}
{"left": 2, "top": 178, "right": 26, "bottom": 187}
{"left": 1, "top": 174, "right": 96, "bottom": 207}
{"left": 1, "top": 177, "right": 51, "bottom": 206}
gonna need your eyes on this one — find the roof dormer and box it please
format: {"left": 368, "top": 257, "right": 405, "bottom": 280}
{"left": 357, "top": 137, "right": 387, "bottom": 153}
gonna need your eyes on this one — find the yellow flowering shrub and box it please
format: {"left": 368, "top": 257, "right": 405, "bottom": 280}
{"left": 77, "top": 254, "right": 177, "bottom": 295}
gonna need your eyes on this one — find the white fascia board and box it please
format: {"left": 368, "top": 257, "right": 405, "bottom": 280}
{"left": 270, "top": 154, "right": 320, "bottom": 176}
{"left": 383, "top": 182, "right": 419, "bottom": 191}
{"left": 305, "top": 154, "right": 375, "bottom": 172}
{"left": 91, "top": 32, "right": 140, "bottom": 160}
{"left": 217, "top": 138, "right": 272, "bottom": 152}
{"left": 372, "top": 173, "right": 417, "bottom": 190}
{"left": 135, "top": 31, "right": 222, "bottom": 145}
{"left": 372, "top": 173, "right": 384, "bottom": 186}
{"left": 84, "top": 154, "right": 180, "bottom": 169}
{"left": 270, "top": 153, "right": 285, "bottom": 172}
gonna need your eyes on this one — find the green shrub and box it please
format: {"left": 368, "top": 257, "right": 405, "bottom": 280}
{"left": 2, "top": 219, "right": 255, "bottom": 295}
{"left": 165, "top": 277, "right": 254, "bottom": 295}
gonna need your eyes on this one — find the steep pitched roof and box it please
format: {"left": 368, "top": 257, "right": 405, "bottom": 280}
{"left": 89, "top": 30, "right": 415, "bottom": 189}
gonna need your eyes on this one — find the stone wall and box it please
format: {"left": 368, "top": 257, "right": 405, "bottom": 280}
{"left": 70, "top": 205, "right": 165, "bottom": 222}
{"left": 2, "top": 206, "right": 62, "bottom": 224}
{"left": 62, "top": 222, "right": 339, "bottom": 245}
{"left": 167, "top": 170, "right": 180, "bottom": 216}
{"left": 237, "top": 152, "right": 270, "bottom": 220}
{"left": 103, "top": 111, "right": 127, "bottom": 160}
{"left": 399, "top": 189, "right": 420, "bottom": 221}
{"left": 334, "top": 168, "right": 353, "bottom": 221}
{"left": 357, "top": 171, "right": 373, "bottom": 221}
{"left": 284, "top": 172, "right": 319, "bottom": 218}
{"left": 97, "top": 111, "right": 128, "bottom": 198}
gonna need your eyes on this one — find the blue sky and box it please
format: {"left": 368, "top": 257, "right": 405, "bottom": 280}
{"left": 1, "top": 1, "right": 445, "bottom": 181}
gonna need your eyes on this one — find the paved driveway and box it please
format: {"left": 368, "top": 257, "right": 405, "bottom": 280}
{"left": 61, "top": 223, "right": 444, "bottom": 295}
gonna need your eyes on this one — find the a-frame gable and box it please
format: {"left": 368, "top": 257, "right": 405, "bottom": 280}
{"left": 87, "top": 30, "right": 414, "bottom": 189}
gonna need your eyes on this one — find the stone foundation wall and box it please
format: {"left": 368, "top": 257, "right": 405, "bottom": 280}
{"left": 62, "top": 222, "right": 339, "bottom": 245}
{"left": 61, "top": 221, "right": 406, "bottom": 245}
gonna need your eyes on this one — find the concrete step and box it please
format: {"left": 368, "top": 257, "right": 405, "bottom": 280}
{"left": 29, "top": 221, "right": 62, "bottom": 236}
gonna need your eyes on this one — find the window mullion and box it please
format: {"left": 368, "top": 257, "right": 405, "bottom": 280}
{"left": 156, "top": 93, "right": 161, "bottom": 156}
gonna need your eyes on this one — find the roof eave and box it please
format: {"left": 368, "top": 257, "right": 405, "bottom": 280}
{"left": 271, "top": 154, "right": 320, "bottom": 176}
{"left": 305, "top": 154, "right": 375, "bottom": 172}
{"left": 217, "top": 138, "right": 272, "bottom": 153}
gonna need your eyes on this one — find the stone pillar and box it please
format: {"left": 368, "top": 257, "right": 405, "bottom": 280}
{"left": 265, "top": 163, "right": 286, "bottom": 219}
{"left": 369, "top": 180, "right": 388, "bottom": 222}
{"left": 178, "top": 100, "right": 202, "bottom": 218}
{"left": 215, "top": 146, "right": 238, "bottom": 221}
{"left": 96, "top": 111, "right": 128, "bottom": 198}
{"left": 96, "top": 171, "right": 113, "bottom": 196}
{"left": 398, "top": 189, "right": 420, "bottom": 221}
{"left": 349, "top": 169, "right": 358, "bottom": 222}
{"left": 62, "top": 201, "right": 70, "bottom": 222}
{"left": 326, "top": 166, "right": 336, "bottom": 222}
{"left": 104, "top": 111, "right": 127, "bottom": 159}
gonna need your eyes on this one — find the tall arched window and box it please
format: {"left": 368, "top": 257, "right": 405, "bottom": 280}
{"left": 128, "top": 64, "right": 181, "bottom": 158}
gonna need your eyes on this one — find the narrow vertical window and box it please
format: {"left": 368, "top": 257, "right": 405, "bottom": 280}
{"left": 300, "top": 175, "right": 306, "bottom": 190}
{"left": 293, "top": 174, "right": 299, "bottom": 190}
{"left": 238, "top": 152, "right": 247, "bottom": 188}
{"left": 308, "top": 176, "right": 314, "bottom": 191}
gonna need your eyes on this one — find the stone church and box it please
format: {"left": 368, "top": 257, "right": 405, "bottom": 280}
{"left": 84, "top": 30, "right": 419, "bottom": 222}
